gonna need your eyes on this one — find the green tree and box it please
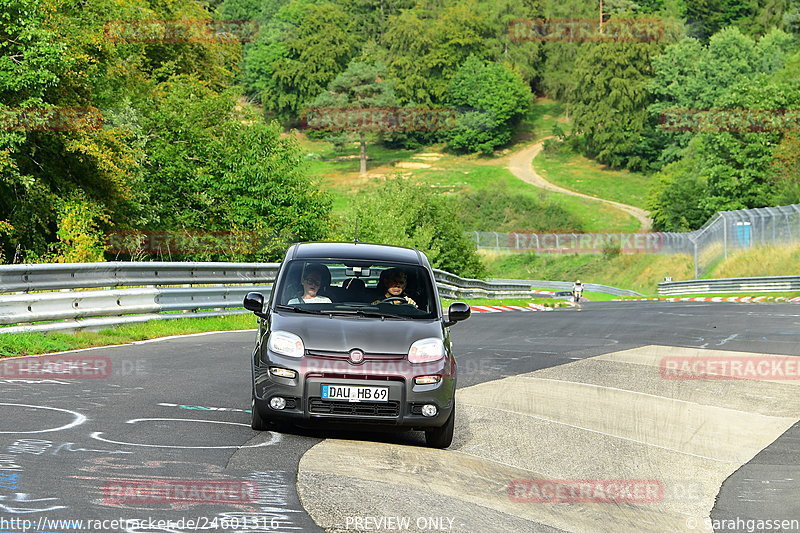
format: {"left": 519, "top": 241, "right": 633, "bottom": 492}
{"left": 647, "top": 28, "right": 793, "bottom": 169}
{"left": 686, "top": 0, "right": 758, "bottom": 39}
{"left": 309, "top": 60, "right": 398, "bottom": 175}
{"left": 569, "top": 38, "right": 665, "bottom": 170}
{"left": 647, "top": 142, "right": 712, "bottom": 231}
{"left": 752, "top": 0, "right": 796, "bottom": 34}
{"left": 0, "top": 0, "right": 144, "bottom": 261}
{"left": 334, "top": 0, "right": 416, "bottom": 42}
{"left": 476, "top": 0, "right": 543, "bottom": 85}
{"left": 770, "top": 133, "right": 800, "bottom": 204}
{"left": 336, "top": 179, "right": 486, "bottom": 278}
{"left": 697, "top": 76, "right": 800, "bottom": 213}
{"left": 242, "top": 0, "right": 359, "bottom": 121}
{"left": 445, "top": 56, "right": 532, "bottom": 154}
{"left": 381, "top": 1, "right": 494, "bottom": 105}
{"left": 1, "top": 0, "right": 250, "bottom": 262}
{"left": 539, "top": 0, "right": 596, "bottom": 101}
{"left": 133, "top": 76, "right": 332, "bottom": 260}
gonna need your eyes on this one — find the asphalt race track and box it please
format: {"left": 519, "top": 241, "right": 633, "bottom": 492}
{"left": 0, "top": 301, "right": 798, "bottom": 533}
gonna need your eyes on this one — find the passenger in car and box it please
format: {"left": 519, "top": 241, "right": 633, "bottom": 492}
{"left": 371, "top": 268, "right": 417, "bottom": 307}
{"left": 288, "top": 264, "right": 332, "bottom": 304}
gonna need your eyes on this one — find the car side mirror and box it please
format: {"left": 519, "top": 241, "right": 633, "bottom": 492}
{"left": 445, "top": 302, "right": 471, "bottom": 327}
{"left": 244, "top": 292, "right": 268, "bottom": 318}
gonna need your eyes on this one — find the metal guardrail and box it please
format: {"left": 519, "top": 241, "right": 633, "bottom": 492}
{"left": 433, "top": 269, "right": 541, "bottom": 299}
{"left": 0, "top": 263, "right": 541, "bottom": 333}
{"left": 489, "top": 279, "right": 642, "bottom": 297}
{"left": 0, "top": 262, "right": 281, "bottom": 334}
{"left": 658, "top": 276, "right": 800, "bottom": 296}
{"left": 0, "top": 262, "right": 279, "bottom": 292}
{"left": 0, "top": 262, "right": 637, "bottom": 334}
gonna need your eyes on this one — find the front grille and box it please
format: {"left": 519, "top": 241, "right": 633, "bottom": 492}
{"left": 306, "top": 349, "right": 406, "bottom": 361}
{"left": 305, "top": 373, "right": 401, "bottom": 381}
{"left": 309, "top": 398, "right": 400, "bottom": 417}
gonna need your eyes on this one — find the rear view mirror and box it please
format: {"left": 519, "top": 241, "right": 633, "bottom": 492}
{"left": 345, "top": 266, "right": 371, "bottom": 278}
{"left": 445, "top": 302, "right": 471, "bottom": 327}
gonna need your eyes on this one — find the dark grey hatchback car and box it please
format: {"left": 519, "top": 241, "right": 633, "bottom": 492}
{"left": 243, "top": 242, "right": 471, "bottom": 448}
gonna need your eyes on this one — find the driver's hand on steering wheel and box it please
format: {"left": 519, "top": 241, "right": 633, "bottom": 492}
{"left": 371, "top": 295, "right": 418, "bottom": 308}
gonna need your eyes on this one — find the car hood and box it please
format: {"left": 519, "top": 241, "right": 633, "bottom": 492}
{"left": 271, "top": 312, "right": 442, "bottom": 354}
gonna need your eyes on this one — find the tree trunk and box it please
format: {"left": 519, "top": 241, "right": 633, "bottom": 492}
{"left": 359, "top": 133, "right": 367, "bottom": 175}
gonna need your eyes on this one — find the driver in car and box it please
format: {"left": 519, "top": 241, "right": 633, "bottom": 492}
{"left": 371, "top": 268, "right": 417, "bottom": 307}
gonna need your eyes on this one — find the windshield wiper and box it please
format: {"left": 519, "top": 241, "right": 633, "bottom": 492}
{"left": 275, "top": 305, "right": 324, "bottom": 315}
{"left": 319, "top": 309, "right": 410, "bottom": 320}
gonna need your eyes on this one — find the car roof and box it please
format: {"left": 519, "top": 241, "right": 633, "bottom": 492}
{"left": 288, "top": 242, "right": 425, "bottom": 265}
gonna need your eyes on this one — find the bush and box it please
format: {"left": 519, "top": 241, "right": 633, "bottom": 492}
{"left": 602, "top": 242, "right": 622, "bottom": 260}
{"left": 456, "top": 188, "right": 583, "bottom": 233}
{"left": 334, "top": 178, "right": 486, "bottom": 278}
{"left": 445, "top": 56, "right": 532, "bottom": 154}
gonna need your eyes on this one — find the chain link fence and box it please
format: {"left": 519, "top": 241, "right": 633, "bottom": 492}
{"left": 471, "top": 204, "right": 800, "bottom": 277}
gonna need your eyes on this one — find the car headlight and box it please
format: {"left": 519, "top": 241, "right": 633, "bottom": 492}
{"left": 268, "top": 331, "right": 305, "bottom": 358}
{"left": 408, "top": 338, "right": 445, "bottom": 364}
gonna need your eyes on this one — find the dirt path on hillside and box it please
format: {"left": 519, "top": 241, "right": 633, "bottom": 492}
{"left": 507, "top": 138, "right": 652, "bottom": 231}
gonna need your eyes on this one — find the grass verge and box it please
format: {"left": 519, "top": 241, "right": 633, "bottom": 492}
{"left": 0, "top": 313, "right": 258, "bottom": 358}
{"left": 708, "top": 244, "right": 800, "bottom": 279}
{"left": 481, "top": 250, "right": 695, "bottom": 295}
{"left": 534, "top": 146, "right": 652, "bottom": 210}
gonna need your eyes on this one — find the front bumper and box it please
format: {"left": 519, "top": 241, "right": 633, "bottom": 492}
{"left": 253, "top": 352, "right": 455, "bottom": 429}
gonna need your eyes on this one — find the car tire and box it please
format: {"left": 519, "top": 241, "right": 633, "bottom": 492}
{"left": 425, "top": 404, "right": 455, "bottom": 449}
{"left": 251, "top": 396, "right": 269, "bottom": 431}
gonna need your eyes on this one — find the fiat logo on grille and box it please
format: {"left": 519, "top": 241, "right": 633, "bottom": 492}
{"left": 349, "top": 349, "right": 365, "bottom": 364}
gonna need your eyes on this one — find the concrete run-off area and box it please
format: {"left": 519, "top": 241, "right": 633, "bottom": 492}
{"left": 297, "top": 345, "right": 800, "bottom": 533}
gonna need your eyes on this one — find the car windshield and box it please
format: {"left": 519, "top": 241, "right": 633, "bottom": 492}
{"left": 273, "top": 260, "right": 438, "bottom": 319}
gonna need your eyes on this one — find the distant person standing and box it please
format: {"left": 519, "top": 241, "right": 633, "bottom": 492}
{"left": 572, "top": 280, "right": 584, "bottom": 304}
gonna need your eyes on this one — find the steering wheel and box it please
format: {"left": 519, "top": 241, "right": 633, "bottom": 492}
{"left": 378, "top": 297, "right": 409, "bottom": 304}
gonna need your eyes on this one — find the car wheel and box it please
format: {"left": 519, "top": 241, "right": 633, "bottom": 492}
{"left": 251, "top": 396, "right": 268, "bottom": 431}
{"left": 424, "top": 404, "right": 455, "bottom": 449}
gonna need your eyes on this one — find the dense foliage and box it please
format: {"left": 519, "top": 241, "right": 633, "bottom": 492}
{"left": 4, "top": 0, "right": 800, "bottom": 263}
{"left": 332, "top": 179, "right": 487, "bottom": 278}
{"left": 1, "top": 0, "right": 330, "bottom": 263}
{"left": 445, "top": 56, "right": 532, "bottom": 154}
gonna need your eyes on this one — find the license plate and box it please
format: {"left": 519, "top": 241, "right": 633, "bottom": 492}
{"left": 321, "top": 384, "right": 388, "bottom": 402}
